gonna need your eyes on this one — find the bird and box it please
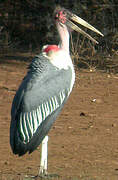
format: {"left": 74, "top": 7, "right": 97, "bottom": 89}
{"left": 10, "top": 5, "right": 103, "bottom": 178}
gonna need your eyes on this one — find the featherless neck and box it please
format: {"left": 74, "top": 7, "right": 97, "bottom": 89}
{"left": 56, "top": 22, "right": 70, "bottom": 54}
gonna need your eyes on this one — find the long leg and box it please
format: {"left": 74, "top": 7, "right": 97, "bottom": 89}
{"left": 39, "top": 135, "right": 48, "bottom": 176}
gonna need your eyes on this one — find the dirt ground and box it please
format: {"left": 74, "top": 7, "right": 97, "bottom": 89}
{"left": 0, "top": 57, "right": 118, "bottom": 180}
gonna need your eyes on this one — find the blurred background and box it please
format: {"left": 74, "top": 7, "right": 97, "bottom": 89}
{"left": 0, "top": 0, "right": 117, "bottom": 72}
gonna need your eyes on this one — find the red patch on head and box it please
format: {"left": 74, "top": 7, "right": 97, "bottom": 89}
{"left": 55, "top": 10, "right": 66, "bottom": 24}
{"left": 43, "top": 45, "right": 60, "bottom": 53}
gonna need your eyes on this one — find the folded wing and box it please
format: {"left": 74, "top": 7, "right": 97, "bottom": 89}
{"left": 10, "top": 54, "right": 73, "bottom": 156}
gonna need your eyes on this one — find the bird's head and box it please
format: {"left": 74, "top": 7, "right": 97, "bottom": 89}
{"left": 54, "top": 6, "right": 104, "bottom": 44}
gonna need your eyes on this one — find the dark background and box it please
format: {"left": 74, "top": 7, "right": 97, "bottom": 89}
{"left": 0, "top": 0, "right": 117, "bottom": 70}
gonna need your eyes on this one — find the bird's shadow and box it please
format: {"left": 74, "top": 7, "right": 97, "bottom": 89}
{"left": 23, "top": 173, "right": 60, "bottom": 180}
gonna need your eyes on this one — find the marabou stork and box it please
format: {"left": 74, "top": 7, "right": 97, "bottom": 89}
{"left": 10, "top": 6, "right": 103, "bottom": 177}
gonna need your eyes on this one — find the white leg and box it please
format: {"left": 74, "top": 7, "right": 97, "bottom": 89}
{"left": 39, "top": 135, "right": 48, "bottom": 175}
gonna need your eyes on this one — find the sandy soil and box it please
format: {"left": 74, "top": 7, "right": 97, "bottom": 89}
{"left": 0, "top": 58, "right": 118, "bottom": 180}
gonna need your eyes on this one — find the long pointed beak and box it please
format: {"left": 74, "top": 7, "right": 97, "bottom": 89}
{"left": 67, "top": 12, "right": 104, "bottom": 44}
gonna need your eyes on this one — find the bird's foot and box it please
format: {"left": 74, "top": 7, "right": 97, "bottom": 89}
{"left": 38, "top": 170, "right": 59, "bottom": 179}
{"left": 38, "top": 173, "right": 60, "bottom": 179}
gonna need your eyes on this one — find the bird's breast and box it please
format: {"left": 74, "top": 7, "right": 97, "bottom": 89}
{"left": 44, "top": 50, "right": 73, "bottom": 70}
